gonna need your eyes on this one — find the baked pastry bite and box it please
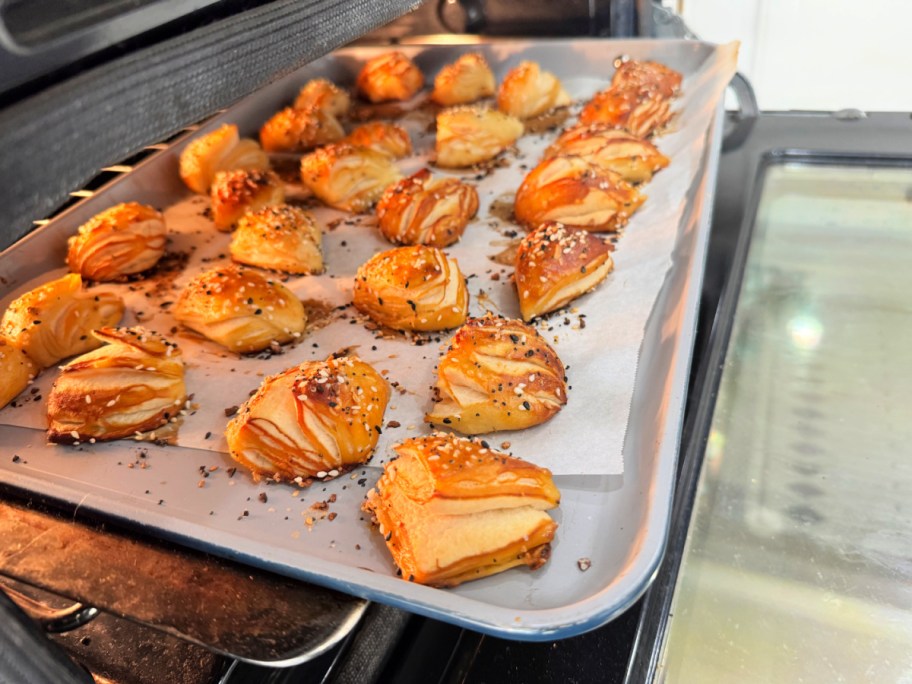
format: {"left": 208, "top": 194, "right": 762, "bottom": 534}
{"left": 362, "top": 433, "right": 560, "bottom": 587}
{"left": 376, "top": 169, "right": 479, "bottom": 247}
{"left": 513, "top": 156, "right": 645, "bottom": 232}
{"left": 293, "top": 78, "right": 351, "bottom": 117}
{"left": 426, "top": 315, "right": 567, "bottom": 434}
{"left": 430, "top": 52, "right": 496, "bottom": 107}
{"left": 543, "top": 124, "right": 669, "bottom": 184}
{"left": 174, "top": 265, "right": 305, "bottom": 353}
{"left": 353, "top": 245, "right": 468, "bottom": 332}
{"left": 225, "top": 355, "right": 389, "bottom": 481}
{"left": 497, "top": 61, "right": 571, "bottom": 120}
{"left": 343, "top": 121, "right": 412, "bottom": 159}
{"left": 356, "top": 51, "right": 424, "bottom": 103}
{"left": 611, "top": 59, "right": 682, "bottom": 99}
{"left": 230, "top": 204, "right": 323, "bottom": 275}
{"left": 179, "top": 123, "right": 270, "bottom": 194}
{"left": 579, "top": 87, "right": 673, "bottom": 139}
{"left": 1, "top": 274, "right": 124, "bottom": 369}
{"left": 515, "top": 222, "right": 614, "bottom": 321}
{"left": 46, "top": 327, "right": 186, "bottom": 444}
{"left": 299, "top": 143, "right": 402, "bottom": 213}
{"left": 435, "top": 107, "right": 524, "bottom": 168}
{"left": 66, "top": 202, "right": 167, "bottom": 281}
{"left": 210, "top": 168, "right": 285, "bottom": 231}
{"left": 0, "top": 338, "right": 38, "bottom": 410}
{"left": 259, "top": 106, "right": 345, "bottom": 153}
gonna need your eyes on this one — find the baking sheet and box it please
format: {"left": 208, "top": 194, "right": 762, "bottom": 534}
{"left": 0, "top": 39, "right": 734, "bottom": 639}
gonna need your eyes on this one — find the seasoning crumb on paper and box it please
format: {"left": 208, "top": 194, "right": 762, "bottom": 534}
{"left": 577, "top": 558, "right": 592, "bottom": 572}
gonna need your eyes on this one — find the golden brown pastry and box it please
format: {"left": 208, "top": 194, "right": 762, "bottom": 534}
{"left": 230, "top": 204, "right": 323, "bottom": 275}
{"left": 611, "top": 59, "right": 682, "bottom": 99}
{"left": 513, "top": 156, "right": 645, "bottom": 232}
{"left": 353, "top": 245, "right": 468, "bottom": 332}
{"left": 179, "top": 123, "right": 270, "bottom": 194}
{"left": 543, "top": 124, "right": 669, "bottom": 183}
{"left": 299, "top": 143, "right": 402, "bottom": 213}
{"left": 356, "top": 51, "right": 424, "bottom": 103}
{"left": 579, "top": 88, "right": 673, "bottom": 139}
{"left": 376, "top": 169, "right": 479, "bottom": 247}
{"left": 497, "top": 61, "right": 571, "bottom": 120}
{"left": 343, "top": 122, "right": 412, "bottom": 159}
{"left": 46, "top": 327, "right": 186, "bottom": 444}
{"left": 225, "top": 355, "right": 389, "bottom": 481}
{"left": 210, "top": 169, "right": 285, "bottom": 231}
{"left": 0, "top": 274, "right": 124, "bottom": 369}
{"left": 362, "top": 433, "right": 559, "bottom": 586}
{"left": 515, "top": 222, "right": 614, "bottom": 321}
{"left": 426, "top": 315, "right": 567, "bottom": 434}
{"left": 0, "top": 338, "right": 38, "bottom": 410}
{"left": 174, "top": 265, "right": 305, "bottom": 353}
{"left": 293, "top": 78, "right": 351, "bottom": 117}
{"left": 66, "top": 203, "right": 167, "bottom": 281}
{"left": 435, "top": 107, "right": 524, "bottom": 168}
{"left": 430, "top": 52, "right": 496, "bottom": 107}
{"left": 259, "top": 106, "right": 345, "bottom": 153}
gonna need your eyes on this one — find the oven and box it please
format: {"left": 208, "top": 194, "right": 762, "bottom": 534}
{"left": 2, "top": 2, "right": 909, "bottom": 683}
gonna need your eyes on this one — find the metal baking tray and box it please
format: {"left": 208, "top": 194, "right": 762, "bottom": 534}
{"left": 0, "top": 39, "right": 725, "bottom": 639}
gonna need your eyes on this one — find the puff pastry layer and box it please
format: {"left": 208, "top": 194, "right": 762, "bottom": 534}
{"left": 0, "top": 338, "right": 38, "bottom": 410}
{"left": 514, "top": 156, "right": 645, "bottom": 232}
{"left": 343, "top": 121, "right": 412, "bottom": 159}
{"left": 356, "top": 52, "right": 424, "bottom": 103}
{"left": 66, "top": 202, "right": 167, "bottom": 281}
{"left": 174, "top": 265, "right": 306, "bottom": 353}
{"left": 179, "top": 123, "right": 270, "bottom": 194}
{"left": 515, "top": 222, "right": 614, "bottom": 320}
{"left": 611, "top": 59, "right": 682, "bottom": 99}
{"left": 259, "top": 106, "right": 345, "bottom": 153}
{"left": 226, "top": 355, "right": 389, "bottom": 481}
{"left": 579, "top": 88, "right": 673, "bottom": 139}
{"left": 431, "top": 52, "right": 495, "bottom": 107}
{"left": 293, "top": 78, "right": 351, "bottom": 117}
{"left": 376, "top": 169, "right": 479, "bottom": 247}
{"left": 1, "top": 274, "right": 124, "bottom": 368}
{"left": 435, "top": 107, "right": 524, "bottom": 168}
{"left": 353, "top": 245, "right": 468, "bottom": 332}
{"left": 230, "top": 204, "right": 323, "bottom": 275}
{"left": 300, "top": 143, "right": 403, "bottom": 213}
{"left": 544, "top": 124, "right": 669, "bottom": 184}
{"left": 210, "top": 169, "right": 285, "bottom": 231}
{"left": 426, "top": 315, "right": 567, "bottom": 434}
{"left": 47, "top": 327, "right": 186, "bottom": 443}
{"left": 497, "top": 60, "right": 570, "bottom": 120}
{"left": 362, "top": 433, "right": 559, "bottom": 586}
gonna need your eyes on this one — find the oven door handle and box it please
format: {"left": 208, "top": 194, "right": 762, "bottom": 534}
{"left": 723, "top": 72, "right": 759, "bottom": 152}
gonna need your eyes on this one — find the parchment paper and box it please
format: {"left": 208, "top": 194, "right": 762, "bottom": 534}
{"left": 0, "top": 43, "right": 737, "bottom": 475}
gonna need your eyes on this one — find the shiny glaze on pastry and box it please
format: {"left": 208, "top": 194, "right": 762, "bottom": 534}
{"left": 259, "top": 106, "right": 345, "bottom": 153}
{"left": 376, "top": 169, "right": 479, "bottom": 247}
{"left": 174, "top": 265, "right": 305, "bottom": 353}
{"left": 430, "top": 52, "right": 495, "bottom": 107}
{"left": 225, "top": 355, "right": 389, "bottom": 481}
{"left": 299, "top": 143, "right": 402, "bottom": 213}
{"left": 425, "top": 315, "right": 567, "bottom": 434}
{"left": 515, "top": 222, "right": 614, "bottom": 320}
{"left": 513, "top": 156, "right": 645, "bottom": 232}
{"left": 66, "top": 202, "right": 167, "bottom": 281}
{"left": 343, "top": 121, "right": 413, "bottom": 159}
{"left": 356, "top": 51, "right": 424, "bottom": 103}
{"left": 579, "top": 87, "right": 672, "bottom": 139}
{"left": 611, "top": 59, "right": 682, "bottom": 99}
{"left": 0, "top": 338, "right": 38, "bottom": 410}
{"left": 543, "top": 124, "right": 669, "bottom": 183}
{"left": 496, "top": 60, "right": 570, "bottom": 120}
{"left": 435, "top": 107, "right": 523, "bottom": 168}
{"left": 209, "top": 168, "right": 285, "bottom": 231}
{"left": 179, "top": 123, "right": 270, "bottom": 194}
{"left": 362, "top": 433, "right": 559, "bottom": 586}
{"left": 230, "top": 204, "right": 323, "bottom": 275}
{"left": 0, "top": 274, "right": 124, "bottom": 368}
{"left": 353, "top": 245, "right": 468, "bottom": 332}
{"left": 46, "top": 327, "right": 186, "bottom": 443}
{"left": 293, "top": 78, "right": 351, "bottom": 117}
